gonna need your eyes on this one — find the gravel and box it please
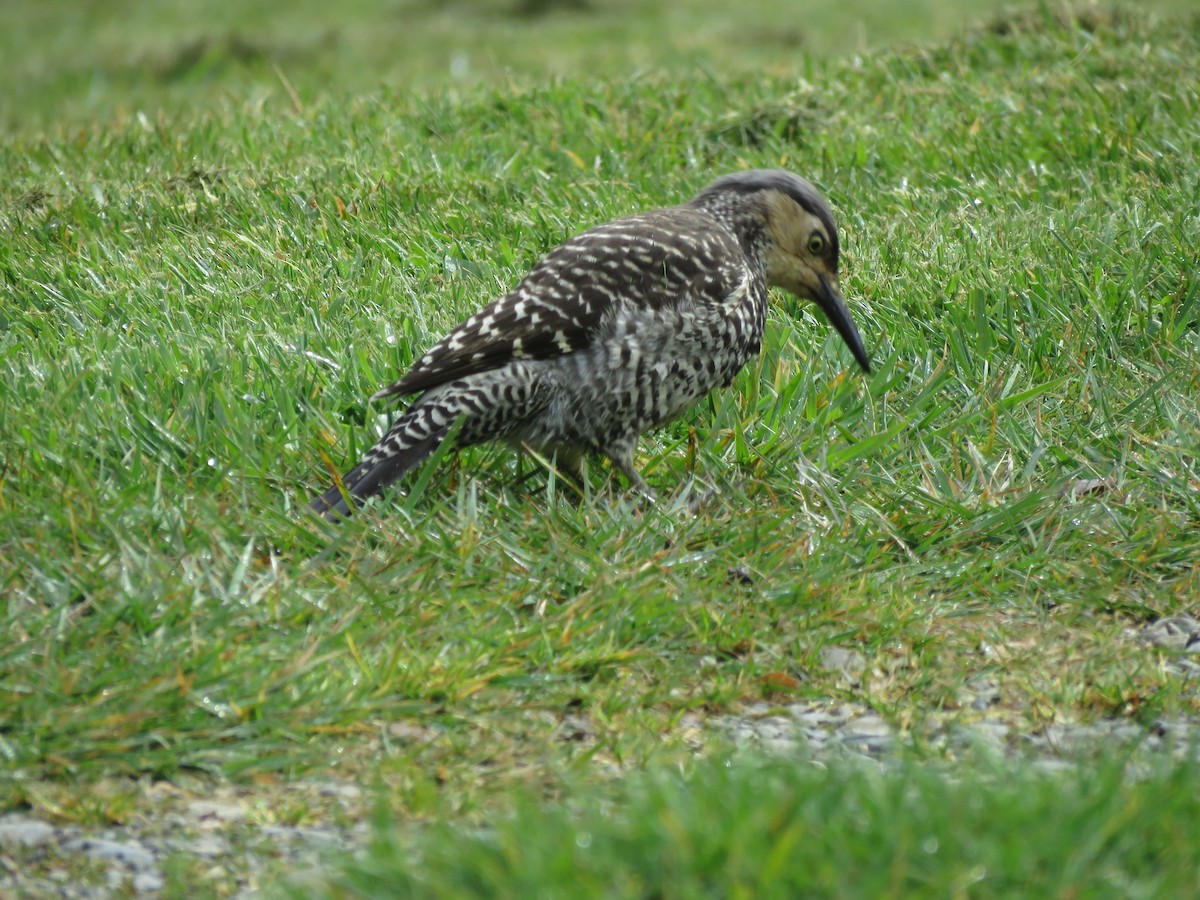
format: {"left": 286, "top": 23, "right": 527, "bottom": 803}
{"left": 5, "top": 706, "right": 1198, "bottom": 897}
{"left": 61, "top": 837, "right": 156, "bottom": 871}
{"left": 0, "top": 818, "right": 55, "bottom": 848}
{"left": 0, "top": 783, "right": 370, "bottom": 898}
{"left": 1140, "top": 614, "right": 1200, "bottom": 654}
{"left": 4, "top": 618, "right": 1199, "bottom": 896}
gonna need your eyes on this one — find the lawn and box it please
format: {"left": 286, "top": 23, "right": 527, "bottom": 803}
{"left": 2, "top": 0, "right": 1199, "bottom": 894}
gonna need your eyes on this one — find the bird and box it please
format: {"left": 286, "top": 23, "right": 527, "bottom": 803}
{"left": 310, "top": 169, "right": 870, "bottom": 519}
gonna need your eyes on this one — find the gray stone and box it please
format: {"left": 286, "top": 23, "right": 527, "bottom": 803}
{"left": 760, "top": 736, "right": 801, "bottom": 755}
{"left": 839, "top": 714, "right": 894, "bottom": 754}
{"left": 796, "top": 726, "right": 831, "bottom": 744}
{"left": 63, "top": 837, "right": 157, "bottom": 870}
{"left": 261, "top": 825, "right": 344, "bottom": 846}
{"left": 948, "top": 719, "right": 1010, "bottom": 753}
{"left": 387, "top": 721, "right": 437, "bottom": 744}
{"left": 957, "top": 674, "right": 1001, "bottom": 710}
{"left": 305, "top": 781, "right": 363, "bottom": 801}
{"left": 754, "top": 715, "right": 795, "bottom": 740}
{"left": 1102, "top": 722, "right": 1146, "bottom": 743}
{"left": 795, "top": 702, "right": 858, "bottom": 727}
{"left": 819, "top": 645, "right": 868, "bottom": 679}
{"left": 182, "top": 834, "right": 228, "bottom": 858}
{"left": 0, "top": 815, "right": 55, "bottom": 847}
{"left": 556, "top": 714, "right": 594, "bottom": 743}
{"left": 186, "top": 800, "right": 247, "bottom": 823}
{"left": 1027, "top": 720, "right": 1148, "bottom": 755}
{"left": 1030, "top": 758, "right": 1077, "bottom": 776}
{"left": 133, "top": 871, "right": 166, "bottom": 894}
{"left": 1141, "top": 615, "right": 1200, "bottom": 651}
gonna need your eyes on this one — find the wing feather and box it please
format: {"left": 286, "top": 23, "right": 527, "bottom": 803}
{"left": 372, "top": 207, "right": 744, "bottom": 401}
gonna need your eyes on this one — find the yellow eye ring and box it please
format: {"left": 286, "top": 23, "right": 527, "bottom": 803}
{"left": 807, "top": 233, "right": 826, "bottom": 255}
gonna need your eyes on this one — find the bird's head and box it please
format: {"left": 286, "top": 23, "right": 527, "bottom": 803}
{"left": 694, "top": 170, "right": 871, "bottom": 373}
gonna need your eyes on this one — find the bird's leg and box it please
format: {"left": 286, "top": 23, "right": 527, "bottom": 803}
{"left": 550, "top": 450, "right": 587, "bottom": 506}
{"left": 608, "top": 443, "right": 658, "bottom": 503}
{"left": 514, "top": 442, "right": 587, "bottom": 503}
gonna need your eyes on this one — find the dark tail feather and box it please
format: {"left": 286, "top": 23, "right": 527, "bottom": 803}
{"left": 309, "top": 432, "right": 445, "bottom": 521}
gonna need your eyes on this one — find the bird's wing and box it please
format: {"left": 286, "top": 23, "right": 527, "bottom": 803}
{"left": 372, "top": 207, "right": 747, "bottom": 401}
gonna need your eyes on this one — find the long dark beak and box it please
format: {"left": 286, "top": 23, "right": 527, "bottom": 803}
{"left": 817, "top": 275, "right": 871, "bottom": 373}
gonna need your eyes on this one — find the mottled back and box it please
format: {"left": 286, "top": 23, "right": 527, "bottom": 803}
{"left": 372, "top": 207, "right": 746, "bottom": 401}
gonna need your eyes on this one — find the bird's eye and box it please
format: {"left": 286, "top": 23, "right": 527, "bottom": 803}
{"left": 807, "top": 233, "right": 826, "bottom": 255}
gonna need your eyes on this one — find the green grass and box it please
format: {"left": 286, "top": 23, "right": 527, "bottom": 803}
{"left": 305, "top": 753, "right": 1200, "bottom": 897}
{"left": 2, "top": 0, "right": 1096, "bottom": 130}
{"left": 2, "top": 0, "right": 1200, "bottom": 893}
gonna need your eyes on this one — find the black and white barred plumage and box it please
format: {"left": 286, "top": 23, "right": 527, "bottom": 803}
{"left": 311, "top": 170, "right": 870, "bottom": 519}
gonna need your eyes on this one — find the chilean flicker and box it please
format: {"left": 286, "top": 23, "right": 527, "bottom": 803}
{"left": 311, "top": 169, "right": 870, "bottom": 519}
